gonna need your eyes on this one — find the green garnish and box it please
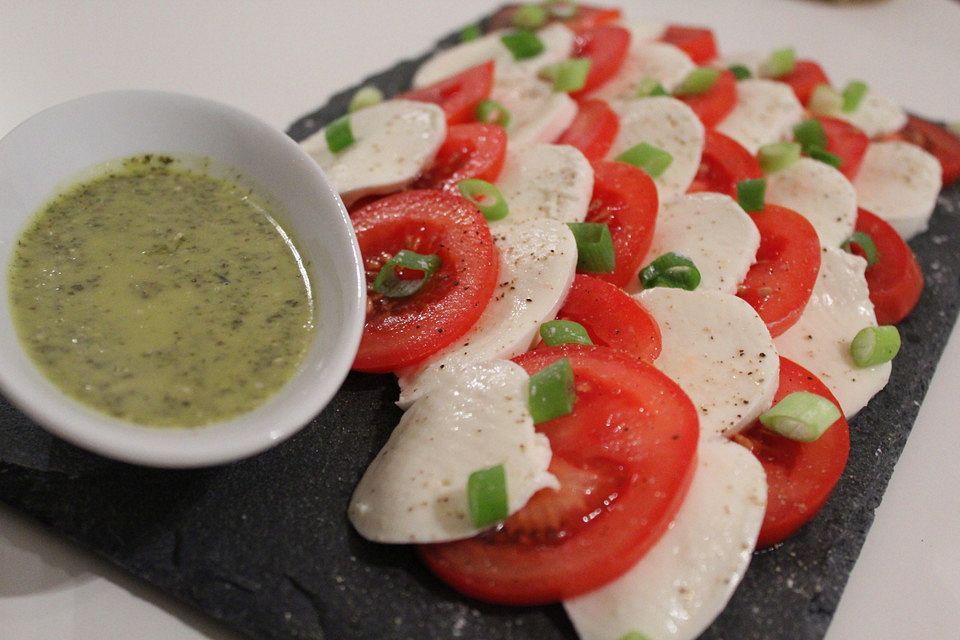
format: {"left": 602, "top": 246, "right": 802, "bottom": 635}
{"left": 457, "top": 179, "right": 509, "bottom": 221}
{"left": 639, "top": 252, "right": 701, "bottom": 291}
{"left": 759, "top": 391, "right": 842, "bottom": 442}
{"left": 841, "top": 80, "right": 868, "bottom": 113}
{"left": 567, "top": 222, "right": 616, "bottom": 273}
{"left": 841, "top": 231, "right": 879, "bottom": 267}
{"left": 475, "top": 99, "right": 511, "bottom": 127}
{"left": 460, "top": 24, "right": 482, "bottom": 42}
{"left": 539, "top": 58, "right": 592, "bottom": 92}
{"left": 635, "top": 76, "right": 669, "bottom": 98}
{"left": 850, "top": 325, "right": 901, "bottom": 368}
{"left": 540, "top": 320, "right": 593, "bottom": 347}
{"left": 737, "top": 178, "right": 767, "bottom": 213}
{"left": 793, "top": 119, "right": 828, "bottom": 153}
{"left": 760, "top": 47, "right": 796, "bottom": 78}
{"left": 616, "top": 142, "right": 673, "bottom": 178}
{"left": 758, "top": 142, "right": 802, "bottom": 174}
{"left": 324, "top": 115, "right": 355, "bottom": 153}
{"left": 348, "top": 86, "right": 383, "bottom": 113}
{"left": 528, "top": 357, "right": 576, "bottom": 424}
{"left": 673, "top": 67, "right": 721, "bottom": 96}
{"left": 808, "top": 146, "right": 842, "bottom": 168}
{"left": 467, "top": 464, "right": 509, "bottom": 527}
{"left": 809, "top": 84, "right": 843, "bottom": 116}
{"left": 372, "top": 250, "right": 441, "bottom": 298}
{"left": 729, "top": 64, "right": 752, "bottom": 80}
{"left": 501, "top": 30, "right": 545, "bottom": 60}
{"left": 512, "top": 4, "right": 548, "bottom": 29}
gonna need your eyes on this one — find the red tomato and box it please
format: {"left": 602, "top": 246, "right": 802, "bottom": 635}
{"left": 735, "top": 357, "right": 850, "bottom": 548}
{"left": 677, "top": 69, "right": 737, "bottom": 128}
{"left": 419, "top": 344, "right": 699, "bottom": 604}
{"left": 659, "top": 25, "right": 718, "bottom": 64}
{"left": 586, "top": 160, "right": 659, "bottom": 288}
{"left": 570, "top": 25, "right": 630, "bottom": 99}
{"left": 488, "top": 4, "right": 622, "bottom": 33}
{"left": 351, "top": 191, "right": 498, "bottom": 372}
{"left": 817, "top": 116, "right": 869, "bottom": 180}
{"left": 398, "top": 61, "right": 494, "bottom": 125}
{"left": 888, "top": 115, "right": 960, "bottom": 187}
{"left": 778, "top": 60, "right": 831, "bottom": 106}
{"left": 737, "top": 204, "right": 822, "bottom": 337}
{"left": 555, "top": 274, "right": 662, "bottom": 361}
{"left": 555, "top": 99, "right": 619, "bottom": 161}
{"left": 413, "top": 123, "right": 507, "bottom": 193}
{"left": 855, "top": 208, "right": 924, "bottom": 325}
{"left": 688, "top": 130, "right": 763, "bottom": 197}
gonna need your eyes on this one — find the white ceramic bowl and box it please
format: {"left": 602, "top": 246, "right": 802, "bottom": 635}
{"left": 0, "top": 90, "right": 365, "bottom": 467}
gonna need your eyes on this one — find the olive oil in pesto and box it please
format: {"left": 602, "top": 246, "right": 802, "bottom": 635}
{"left": 9, "top": 157, "right": 315, "bottom": 427}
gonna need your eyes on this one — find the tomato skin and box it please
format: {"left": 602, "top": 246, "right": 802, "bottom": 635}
{"left": 413, "top": 123, "right": 507, "bottom": 193}
{"left": 888, "top": 115, "right": 960, "bottom": 186}
{"left": 736, "top": 357, "right": 850, "bottom": 548}
{"left": 556, "top": 99, "right": 619, "bottom": 161}
{"left": 419, "top": 344, "right": 698, "bottom": 604}
{"left": 677, "top": 69, "right": 737, "bottom": 128}
{"left": 398, "top": 61, "right": 494, "bottom": 125}
{"left": 585, "top": 160, "right": 659, "bottom": 288}
{"left": 488, "top": 4, "right": 622, "bottom": 33}
{"left": 855, "top": 208, "right": 924, "bottom": 325}
{"left": 570, "top": 25, "right": 630, "bottom": 99}
{"left": 779, "top": 60, "right": 831, "bottom": 106}
{"left": 737, "top": 204, "right": 822, "bottom": 337}
{"left": 555, "top": 274, "right": 662, "bottom": 361}
{"left": 817, "top": 116, "right": 870, "bottom": 180}
{"left": 688, "top": 130, "right": 763, "bottom": 197}
{"left": 351, "top": 191, "right": 498, "bottom": 372}
{"left": 660, "top": 24, "right": 718, "bottom": 64}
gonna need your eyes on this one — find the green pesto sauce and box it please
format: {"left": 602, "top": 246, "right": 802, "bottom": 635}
{"left": 9, "top": 156, "right": 315, "bottom": 427}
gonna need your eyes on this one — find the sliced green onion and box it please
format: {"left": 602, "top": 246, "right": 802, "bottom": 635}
{"left": 737, "top": 178, "right": 767, "bottom": 213}
{"left": 460, "top": 23, "right": 482, "bottom": 42}
{"left": 729, "top": 64, "right": 752, "bottom": 80}
{"left": 501, "top": 30, "right": 545, "bottom": 61}
{"left": 539, "top": 57, "right": 592, "bottom": 92}
{"left": 467, "top": 464, "right": 509, "bottom": 528}
{"left": 639, "top": 252, "right": 701, "bottom": 291}
{"left": 808, "top": 146, "right": 842, "bottom": 169}
{"left": 673, "top": 67, "right": 720, "bottom": 97}
{"left": 793, "top": 118, "right": 828, "bottom": 153}
{"left": 809, "top": 83, "right": 843, "bottom": 116}
{"left": 512, "top": 4, "right": 548, "bottom": 29}
{"left": 841, "top": 231, "right": 879, "bottom": 266}
{"left": 528, "top": 357, "right": 576, "bottom": 424}
{"left": 949, "top": 121, "right": 960, "bottom": 137}
{"left": 616, "top": 142, "right": 673, "bottom": 178}
{"left": 760, "top": 47, "right": 796, "bottom": 79}
{"left": 475, "top": 99, "right": 511, "bottom": 128}
{"left": 547, "top": 0, "right": 579, "bottom": 19}
{"left": 619, "top": 634, "right": 652, "bottom": 640}
{"left": 567, "top": 222, "right": 616, "bottom": 273}
{"left": 540, "top": 320, "right": 593, "bottom": 347}
{"left": 758, "top": 142, "right": 801, "bottom": 174}
{"left": 372, "top": 249, "right": 441, "bottom": 298}
{"left": 457, "top": 179, "right": 509, "bottom": 221}
{"left": 759, "top": 391, "right": 841, "bottom": 442}
{"left": 842, "top": 80, "right": 868, "bottom": 113}
{"left": 635, "top": 76, "right": 669, "bottom": 98}
{"left": 348, "top": 86, "right": 383, "bottom": 113}
{"left": 324, "top": 115, "right": 355, "bottom": 153}
{"left": 850, "top": 325, "right": 901, "bottom": 368}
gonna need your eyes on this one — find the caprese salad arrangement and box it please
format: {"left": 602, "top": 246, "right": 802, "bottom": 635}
{"left": 299, "top": 3, "right": 960, "bottom": 638}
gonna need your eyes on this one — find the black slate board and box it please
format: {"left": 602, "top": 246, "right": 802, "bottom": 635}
{"left": 3, "top": 15, "right": 960, "bottom": 640}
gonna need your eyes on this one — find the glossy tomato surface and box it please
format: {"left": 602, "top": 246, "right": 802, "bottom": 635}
{"left": 856, "top": 208, "right": 924, "bottom": 325}
{"left": 817, "top": 116, "right": 870, "bottom": 180}
{"left": 556, "top": 99, "right": 619, "bottom": 161}
{"left": 779, "top": 60, "right": 831, "bottom": 105}
{"left": 571, "top": 24, "right": 630, "bottom": 99}
{"left": 413, "top": 123, "right": 507, "bottom": 193}
{"left": 688, "top": 130, "right": 763, "bottom": 197}
{"left": 399, "top": 61, "right": 494, "bottom": 125}
{"left": 677, "top": 69, "right": 737, "bottom": 128}
{"left": 419, "top": 344, "right": 698, "bottom": 604}
{"left": 660, "top": 24, "right": 718, "bottom": 64}
{"left": 889, "top": 115, "right": 960, "bottom": 186}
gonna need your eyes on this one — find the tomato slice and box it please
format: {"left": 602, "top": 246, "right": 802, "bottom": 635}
{"left": 817, "top": 116, "right": 869, "bottom": 180}
{"left": 737, "top": 204, "right": 822, "bottom": 337}
{"left": 688, "top": 130, "right": 763, "bottom": 197}
{"left": 419, "top": 344, "right": 698, "bottom": 604}
{"left": 778, "top": 59, "right": 831, "bottom": 106}
{"left": 570, "top": 25, "right": 630, "bottom": 99}
{"left": 351, "top": 191, "right": 498, "bottom": 372}
{"left": 735, "top": 357, "right": 850, "bottom": 548}
{"left": 488, "top": 4, "right": 622, "bottom": 33}
{"left": 555, "top": 99, "right": 619, "bottom": 161}
{"left": 659, "top": 24, "right": 718, "bottom": 64}
{"left": 677, "top": 69, "right": 737, "bottom": 128}
{"left": 413, "top": 123, "right": 507, "bottom": 193}
{"left": 888, "top": 115, "right": 960, "bottom": 187}
{"left": 398, "top": 61, "right": 494, "bottom": 125}
{"left": 555, "top": 274, "right": 662, "bottom": 361}
{"left": 855, "top": 208, "right": 924, "bottom": 325}
{"left": 585, "top": 160, "right": 659, "bottom": 288}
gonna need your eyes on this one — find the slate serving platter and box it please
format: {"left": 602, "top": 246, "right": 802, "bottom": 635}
{"left": 3, "top": 13, "right": 960, "bottom": 640}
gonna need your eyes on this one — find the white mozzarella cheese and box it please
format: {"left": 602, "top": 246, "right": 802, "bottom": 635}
{"left": 490, "top": 71, "right": 577, "bottom": 146}
{"left": 765, "top": 157, "right": 858, "bottom": 248}
{"left": 397, "top": 219, "right": 577, "bottom": 408}
{"left": 591, "top": 41, "right": 696, "bottom": 102}
{"left": 349, "top": 360, "right": 558, "bottom": 544}
{"left": 629, "top": 193, "right": 760, "bottom": 295}
{"left": 715, "top": 79, "right": 804, "bottom": 154}
{"left": 637, "top": 288, "right": 779, "bottom": 438}
{"left": 494, "top": 144, "right": 594, "bottom": 225}
{"left": 622, "top": 19, "right": 666, "bottom": 42}
{"left": 853, "top": 141, "right": 942, "bottom": 239}
{"left": 775, "top": 247, "right": 890, "bottom": 417}
{"left": 834, "top": 91, "right": 907, "bottom": 138}
{"left": 608, "top": 97, "right": 705, "bottom": 203}
{"left": 565, "top": 439, "right": 766, "bottom": 640}
{"left": 300, "top": 99, "right": 446, "bottom": 205}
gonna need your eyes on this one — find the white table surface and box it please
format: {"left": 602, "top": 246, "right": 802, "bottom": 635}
{"left": 1, "top": 1, "right": 959, "bottom": 638}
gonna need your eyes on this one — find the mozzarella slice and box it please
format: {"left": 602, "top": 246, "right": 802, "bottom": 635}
{"left": 637, "top": 288, "right": 779, "bottom": 438}
{"left": 491, "top": 71, "right": 577, "bottom": 146}
{"left": 775, "top": 247, "right": 890, "bottom": 417}
{"left": 592, "top": 41, "right": 695, "bottom": 102}
{"left": 397, "top": 219, "right": 577, "bottom": 408}
{"left": 629, "top": 193, "right": 760, "bottom": 295}
{"left": 622, "top": 19, "right": 666, "bottom": 42}
{"left": 715, "top": 79, "right": 804, "bottom": 154}
{"left": 608, "top": 97, "right": 705, "bottom": 203}
{"left": 349, "top": 360, "right": 557, "bottom": 544}
{"left": 565, "top": 439, "right": 766, "bottom": 640}
{"left": 833, "top": 91, "right": 907, "bottom": 138}
{"left": 494, "top": 144, "right": 594, "bottom": 225}
{"left": 765, "top": 157, "right": 858, "bottom": 248}
{"left": 853, "top": 141, "right": 942, "bottom": 239}
{"left": 300, "top": 100, "right": 445, "bottom": 205}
